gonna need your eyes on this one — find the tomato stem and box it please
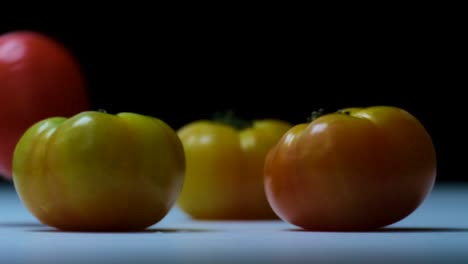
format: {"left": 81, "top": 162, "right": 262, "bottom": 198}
{"left": 337, "top": 109, "right": 351, "bottom": 115}
{"left": 307, "top": 108, "right": 326, "bottom": 122}
{"left": 307, "top": 108, "right": 354, "bottom": 122}
{"left": 212, "top": 110, "right": 253, "bottom": 130}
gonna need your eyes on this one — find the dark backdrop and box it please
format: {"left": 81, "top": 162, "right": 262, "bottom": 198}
{"left": 0, "top": 13, "right": 463, "bottom": 182}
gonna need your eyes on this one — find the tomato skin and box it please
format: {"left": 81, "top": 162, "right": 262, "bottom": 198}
{"left": 12, "top": 111, "right": 185, "bottom": 231}
{"left": 0, "top": 31, "right": 89, "bottom": 180}
{"left": 264, "top": 106, "right": 437, "bottom": 231}
{"left": 177, "top": 119, "right": 292, "bottom": 219}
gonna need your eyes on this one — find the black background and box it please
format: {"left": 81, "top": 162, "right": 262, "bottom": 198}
{"left": 0, "top": 12, "right": 464, "bottom": 183}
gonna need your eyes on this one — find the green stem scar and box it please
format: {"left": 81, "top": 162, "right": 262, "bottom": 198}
{"left": 307, "top": 108, "right": 352, "bottom": 122}
{"left": 337, "top": 109, "right": 351, "bottom": 115}
{"left": 212, "top": 110, "right": 253, "bottom": 130}
{"left": 307, "top": 108, "right": 326, "bottom": 122}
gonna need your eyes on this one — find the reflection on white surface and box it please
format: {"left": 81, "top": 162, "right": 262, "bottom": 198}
{"left": 0, "top": 182, "right": 468, "bottom": 264}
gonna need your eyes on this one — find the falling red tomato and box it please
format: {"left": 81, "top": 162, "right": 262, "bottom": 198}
{"left": 0, "top": 30, "right": 89, "bottom": 180}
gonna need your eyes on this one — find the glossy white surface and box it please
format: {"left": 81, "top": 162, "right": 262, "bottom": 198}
{"left": 1, "top": 182, "right": 467, "bottom": 264}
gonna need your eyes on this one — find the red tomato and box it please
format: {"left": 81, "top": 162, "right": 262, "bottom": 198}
{"left": 0, "top": 30, "right": 89, "bottom": 180}
{"left": 264, "top": 106, "right": 437, "bottom": 231}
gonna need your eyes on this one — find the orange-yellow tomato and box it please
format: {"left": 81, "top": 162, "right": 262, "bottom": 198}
{"left": 177, "top": 118, "right": 292, "bottom": 219}
{"left": 12, "top": 111, "right": 185, "bottom": 231}
{"left": 264, "top": 106, "right": 437, "bottom": 231}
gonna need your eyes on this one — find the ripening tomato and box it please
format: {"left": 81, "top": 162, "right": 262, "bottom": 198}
{"left": 177, "top": 114, "right": 292, "bottom": 220}
{"left": 12, "top": 111, "right": 185, "bottom": 231}
{"left": 0, "top": 30, "right": 89, "bottom": 180}
{"left": 264, "top": 106, "right": 437, "bottom": 231}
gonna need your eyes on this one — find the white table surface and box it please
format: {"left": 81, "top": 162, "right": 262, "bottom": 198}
{"left": 1, "top": 181, "right": 467, "bottom": 264}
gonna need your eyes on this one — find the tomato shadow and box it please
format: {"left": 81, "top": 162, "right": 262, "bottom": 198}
{"left": 0, "top": 221, "right": 45, "bottom": 228}
{"left": 27, "top": 227, "right": 217, "bottom": 234}
{"left": 287, "top": 227, "right": 468, "bottom": 233}
{"left": 192, "top": 219, "right": 284, "bottom": 223}
{"left": 366, "top": 227, "right": 468, "bottom": 233}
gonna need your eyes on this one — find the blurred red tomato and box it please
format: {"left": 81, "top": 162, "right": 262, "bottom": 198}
{"left": 0, "top": 30, "right": 89, "bottom": 180}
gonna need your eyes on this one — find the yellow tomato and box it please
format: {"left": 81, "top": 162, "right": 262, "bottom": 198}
{"left": 177, "top": 117, "right": 292, "bottom": 220}
{"left": 12, "top": 111, "right": 185, "bottom": 231}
